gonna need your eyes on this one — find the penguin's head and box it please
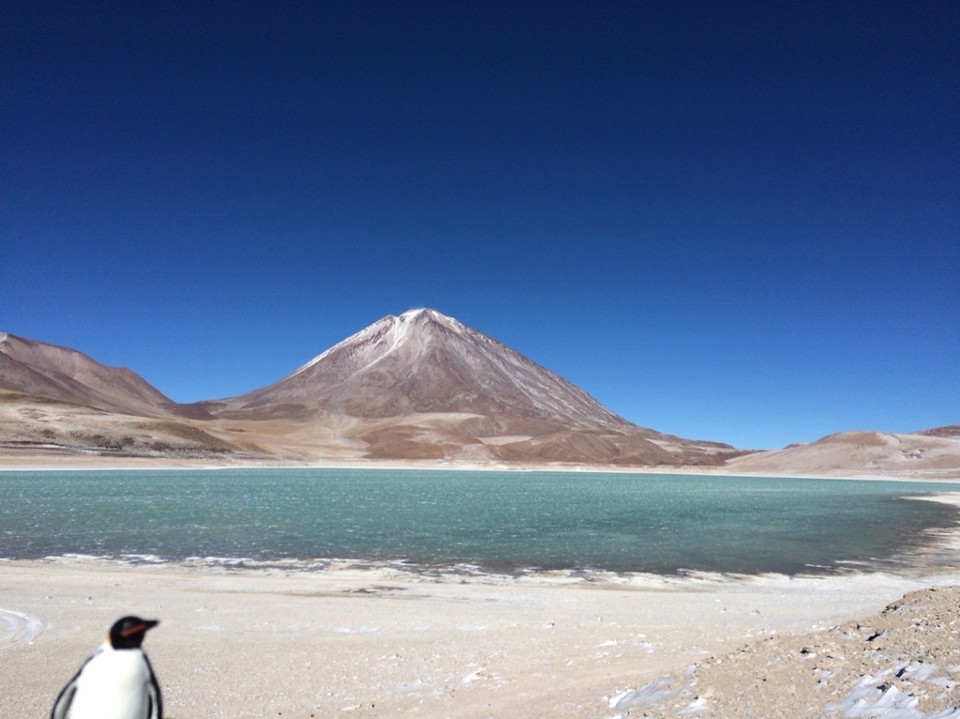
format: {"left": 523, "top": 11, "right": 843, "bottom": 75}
{"left": 108, "top": 616, "right": 159, "bottom": 650}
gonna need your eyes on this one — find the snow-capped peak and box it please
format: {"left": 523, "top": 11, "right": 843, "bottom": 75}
{"left": 290, "top": 309, "right": 460, "bottom": 378}
{"left": 257, "top": 308, "right": 629, "bottom": 428}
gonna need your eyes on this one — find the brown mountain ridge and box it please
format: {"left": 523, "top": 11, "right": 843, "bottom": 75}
{"left": 0, "top": 311, "right": 738, "bottom": 466}
{"left": 2, "top": 311, "right": 956, "bottom": 476}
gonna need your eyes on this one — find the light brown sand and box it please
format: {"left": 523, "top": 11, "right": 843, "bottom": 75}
{"left": 1, "top": 558, "right": 956, "bottom": 719}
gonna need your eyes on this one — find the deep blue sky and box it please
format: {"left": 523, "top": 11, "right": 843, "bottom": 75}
{"left": 3, "top": 2, "right": 958, "bottom": 449}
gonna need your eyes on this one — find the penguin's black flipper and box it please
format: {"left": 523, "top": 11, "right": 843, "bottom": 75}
{"left": 146, "top": 654, "right": 163, "bottom": 719}
{"left": 50, "top": 671, "right": 80, "bottom": 719}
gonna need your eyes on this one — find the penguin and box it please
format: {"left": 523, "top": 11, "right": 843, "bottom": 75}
{"left": 51, "top": 615, "right": 163, "bottom": 719}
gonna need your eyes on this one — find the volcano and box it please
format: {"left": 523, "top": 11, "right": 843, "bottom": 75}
{"left": 208, "top": 309, "right": 627, "bottom": 424}
{"left": 199, "top": 309, "right": 736, "bottom": 465}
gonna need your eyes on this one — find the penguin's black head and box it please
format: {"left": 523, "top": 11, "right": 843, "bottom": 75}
{"left": 108, "top": 616, "right": 159, "bottom": 649}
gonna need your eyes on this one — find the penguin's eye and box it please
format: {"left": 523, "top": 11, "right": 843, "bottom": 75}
{"left": 120, "top": 622, "right": 143, "bottom": 637}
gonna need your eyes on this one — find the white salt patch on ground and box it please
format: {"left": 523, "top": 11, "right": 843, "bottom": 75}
{"left": 827, "top": 672, "right": 960, "bottom": 718}
{"left": 459, "top": 666, "right": 487, "bottom": 685}
{"left": 0, "top": 608, "right": 41, "bottom": 649}
{"left": 395, "top": 679, "right": 425, "bottom": 694}
{"left": 679, "top": 696, "right": 707, "bottom": 714}
{"left": 900, "top": 661, "right": 942, "bottom": 682}
{"left": 608, "top": 679, "right": 674, "bottom": 709}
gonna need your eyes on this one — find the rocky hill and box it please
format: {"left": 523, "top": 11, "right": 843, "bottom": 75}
{"left": 725, "top": 429, "right": 960, "bottom": 479}
{"left": 0, "top": 332, "right": 202, "bottom": 418}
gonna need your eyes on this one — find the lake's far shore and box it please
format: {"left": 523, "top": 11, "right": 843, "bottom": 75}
{"left": 1, "top": 450, "right": 959, "bottom": 483}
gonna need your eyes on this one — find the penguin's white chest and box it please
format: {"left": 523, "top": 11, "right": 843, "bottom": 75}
{"left": 68, "top": 648, "right": 152, "bottom": 719}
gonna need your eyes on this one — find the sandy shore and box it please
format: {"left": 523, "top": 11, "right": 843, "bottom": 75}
{"left": 1, "top": 558, "right": 959, "bottom": 719}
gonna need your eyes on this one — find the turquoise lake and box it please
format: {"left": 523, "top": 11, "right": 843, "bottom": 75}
{"left": 2, "top": 469, "right": 959, "bottom": 576}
